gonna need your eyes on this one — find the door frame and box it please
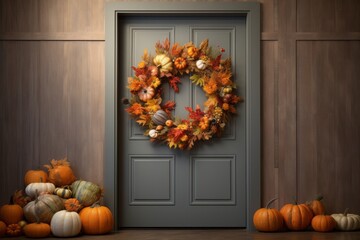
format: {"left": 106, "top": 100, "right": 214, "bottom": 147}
{"left": 105, "top": 1, "right": 260, "bottom": 231}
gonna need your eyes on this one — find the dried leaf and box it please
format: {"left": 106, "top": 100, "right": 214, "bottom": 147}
{"left": 169, "top": 76, "right": 181, "bottom": 93}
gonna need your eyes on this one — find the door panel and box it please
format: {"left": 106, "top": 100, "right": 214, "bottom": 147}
{"left": 118, "top": 15, "right": 246, "bottom": 227}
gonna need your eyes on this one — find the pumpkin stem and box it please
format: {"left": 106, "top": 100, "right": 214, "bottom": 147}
{"left": 344, "top": 208, "right": 349, "bottom": 216}
{"left": 315, "top": 194, "right": 323, "bottom": 201}
{"left": 265, "top": 198, "right": 278, "bottom": 209}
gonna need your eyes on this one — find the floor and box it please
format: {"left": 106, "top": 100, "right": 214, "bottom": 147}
{"left": 12, "top": 229, "right": 358, "bottom": 240}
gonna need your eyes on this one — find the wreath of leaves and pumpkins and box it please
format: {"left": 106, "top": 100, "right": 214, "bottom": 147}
{"left": 124, "top": 38, "right": 243, "bottom": 150}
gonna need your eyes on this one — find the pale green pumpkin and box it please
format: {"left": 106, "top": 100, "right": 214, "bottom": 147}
{"left": 71, "top": 180, "right": 101, "bottom": 207}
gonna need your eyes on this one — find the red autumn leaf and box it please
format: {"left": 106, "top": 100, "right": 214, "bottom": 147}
{"left": 163, "top": 101, "right": 176, "bottom": 114}
{"left": 168, "top": 128, "right": 184, "bottom": 142}
{"left": 169, "top": 76, "right": 181, "bottom": 93}
{"left": 131, "top": 66, "right": 146, "bottom": 77}
{"left": 212, "top": 54, "right": 222, "bottom": 70}
{"left": 185, "top": 106, "right": 205, "bottom": 121}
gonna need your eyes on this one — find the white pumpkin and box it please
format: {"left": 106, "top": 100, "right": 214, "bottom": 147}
{"left": 149, "top": 129, "right": 158, "bottom": 138}
{"left": 196, "top": 59, "right": 207, "bottom": 70}
{"left": 25, "top": 182, "right": 55, "bottom": 198}
{"left": 153, "top": 54, "right": 173, "bottom": 73}
{"left": 50, "top": 210, "right": 81, "bottom": 237}
{"left": 331, "top": 209, "right": 360, "bottom": 231}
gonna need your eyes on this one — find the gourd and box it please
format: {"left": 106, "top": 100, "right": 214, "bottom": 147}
{"left": 153, "top": 54, "right": 173, "bottom": 73}
{"left": 64, "top": 198, "right": 82, "bottom": 212}
{"left": 24, "top": 170, "right": 48, "bottom": 186}
{"left": 311, "top": 215, "right": 336, "bottom": 232}
{"left": 50, "top": 210, "right": 81, "bottom": 237}
{"left": 149, "top": 129, "right": 158, "bottom": 138}
{"left": 44, "top": 157, "right": 76, "bottom": 187}
{"left": 306, "top": 195, "right": 325, "bottom": 216}
{"left": 23, "top": 194, "right": 64, "bottom": 223}
{"left": 253, "top": 198, "right": 283, "bottom": 232}
{"left": 0, "top": 221, "right": 6, "bottom": 237}
{"left": 71, "top": 180, "right": 102, "bottom": 207}
{"left": 138, "top": 86, "right": 155, "bottom": 102}
{"left": 79, "top": 203, "right": 114, "bottom": 235}
{"left": 152, "top": 110, "right": 169, "bottom": 125}
{"left": 25, "top": 182, "right": 55, "bottom": 198}
{"left": 331, "top": 208, "right": 360, "bottom": 231}
{"left": 23, "top": 222, "right": 51, "bottom": 238}
{"left": 0, "top": 200, "right": 24, "bottom": 225}
{"left": 280, "top": 202, "right": 313, "bottom": 230}
{"left": 54, "top": 186, "right": 72, "bottom": 199}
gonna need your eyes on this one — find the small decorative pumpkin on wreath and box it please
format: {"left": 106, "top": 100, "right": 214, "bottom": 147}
{"left": 124, "top": 38, "right": 243, "bottom": 150}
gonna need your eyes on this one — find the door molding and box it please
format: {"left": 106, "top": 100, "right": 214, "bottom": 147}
{"left": 105, "top": 1, "right": 260, "bottom": 231}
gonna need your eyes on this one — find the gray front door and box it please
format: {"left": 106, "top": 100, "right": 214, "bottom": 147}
{"left": 118, "top": 15, "right": 246, "bottom": 227}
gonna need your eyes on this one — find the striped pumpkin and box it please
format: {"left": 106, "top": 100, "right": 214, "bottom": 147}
{"left": 54, "top": 186, "right": 72, "bottom": 199}
{"left": 71, "top": 180, "right": 101, "bottom": 207}
{"left": 152, "top": 110, "right": 168, "bottom": 125}
{"left": 23, "top": 194, "right": 64, "bottom": 223}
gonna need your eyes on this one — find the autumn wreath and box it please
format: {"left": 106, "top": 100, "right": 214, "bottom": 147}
{"left": 124, "top": 38, "right": 243, "bottom": 150}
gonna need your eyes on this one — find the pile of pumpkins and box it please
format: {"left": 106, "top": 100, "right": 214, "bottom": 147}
{"left": 0, "top": 158, "right": 113, "bottom": 238}
{"left": 253, "top": 197, "right": 360, "bottom": 232}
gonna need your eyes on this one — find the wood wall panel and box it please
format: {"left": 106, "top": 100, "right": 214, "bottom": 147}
{"left": 261, "top": 41, "right": 279, "bottom": 208}
{"left": 297, "top": 41, "right": 360, "bottom": 213}
{"left": 0, "top": 0, "right": 360, "bottom": 219}
{"left": 297, "top": 0, "right": 360, "bottom": 32}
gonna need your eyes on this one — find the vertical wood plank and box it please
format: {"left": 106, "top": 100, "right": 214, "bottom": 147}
{"left": 277, "top": 0, "right": 297, "bottom": 205}
{"left": 261, "top": 41, "right": 279, "bottom": 207}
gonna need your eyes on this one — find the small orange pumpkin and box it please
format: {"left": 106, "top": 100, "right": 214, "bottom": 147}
{"left": 187, "top": 46, "right": 199, "bottom": 58}
{"left": 0, "top": 221, "right": 6, "bottom": 237}
{"left": 43, "top": 158, "right": 76, "bottom": 187}
{"left": 307, "top": 195, "right": 325, "bottom": 216}
{"left": 24, "top": 170, "right": 48, "bottom": 186}
{"left": 311, "top": 215, "right": 336, "bottom": 232}
{"left": 6, "top": 223, "right": 22, "bottom": 237}
{"left": 79, "top": 203, "right": 114, "bottom": 235}
{"left": 253, "top": 198, "right": 283, "bottom": 232}
{"left": 64, "top": 198, "right": 82, "bottom": 212}
{"left": 138, "top": 86, "right": 155, "bottom": 102}
{"left": 280, "top": 202, "right": 313, "bottom": 231}
{"left": 174, "top": 57, "right": 187, "bottom": 69}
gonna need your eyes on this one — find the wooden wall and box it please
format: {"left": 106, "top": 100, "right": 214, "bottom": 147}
{"left": 1, "top": 0, "right": 359, "bottom": 215}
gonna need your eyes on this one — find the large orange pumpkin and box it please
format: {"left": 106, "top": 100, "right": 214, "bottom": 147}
{"left": 311, "top": 215, "right": 336, "bottom": 232}
{"left": 0, "top": 221, "right": 6, "bottom": 237}
{"left": 24, "top": 170, "right": 48, "bottom": 186}
{"left": 0, "top": 202, "right": 24, "bottom": 225}
{"left": 307, "top": 195, "right": 325, "bottom": 216}
{"left": 79, "top": 204, "right": 113, "bottom": 235}
{"left": 253, "top": 198, "right": 283, "bottom": 232}
{"left": 44, "top": 158, "right": 76, "bottom": 187}
{"left": 280, "top": 203, "right": 313, "bottom": 230}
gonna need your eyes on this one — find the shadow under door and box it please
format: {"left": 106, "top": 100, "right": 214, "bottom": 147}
{"left": 118, "top": 15, "right": 246, "bottom": 227}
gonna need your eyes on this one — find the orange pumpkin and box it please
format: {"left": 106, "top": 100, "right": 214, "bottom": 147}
{"left": 64, "top": 198, "right": 82, "bottom": 212}
{"left": 280, "top": 202, "right": 313, "bottom": 230}
{"left": 174, "top": 57, "right": 187, "bottom": 69}
{"left": 44, "top": 158, "right": 76, "bottom": 187}
{"left": 6, "top": 223, "right": 22, "bottom": 237}
{"left": 311, "top": 215, "right": 336, "bottom": 232}
{"left": 253, "top": 198, "right": 284, "bottom": 232}
{"left": 187, "top": 46, "right": 199, "bottom": 58}
{"left": 0, "top": 201, "right": 24, "bottom": 225}
{"left": 79, "top": 204, "right": 114, "bottom": 235}
{"left": 307, "top": 195, "right": 325, "bottom": 216}
{"left": 24, "top": 170, "right": 48, "bottom": 186}
{"left": 0, "top": 221, "right": 6, "bottom": 237}
{"left": 23, "top": 222, "right": 51, "bottom": 238}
